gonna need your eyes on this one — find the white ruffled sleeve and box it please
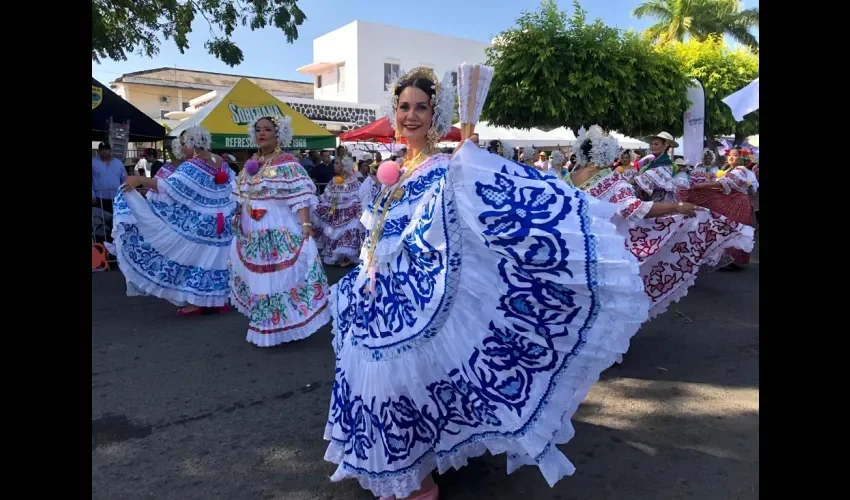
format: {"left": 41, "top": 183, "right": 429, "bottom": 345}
{"left": 607, "top": 177, "right": 653, "bottom": 221}
{"left": 634, "top": 167, "right": 675, "bottom": 196}
{"left": 153, "top": 160, "right": 236, "bottom": 216}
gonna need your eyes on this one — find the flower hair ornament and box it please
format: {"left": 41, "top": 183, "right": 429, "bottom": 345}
{"left": 575, "top": 125, "right": 619, "bottom": 168}
{"left": 725, "top": 146, "right": 753, "bottom": 166}
{"left": 247, "top": 114, "right": 293, "bottom": 149}
{"left": 171, "top": 137, "right": 184, "bottom": 161}
{"left": 550, "top": 150, "right": 566, "bottom": 168}
{"left": 384, "top": 67, "right": 456, "bottom": 145}
{"left": 182, "top": 125, "right": 212, "bottom": 151}
{"left": 701, "top": 148, "right": 716, "bottom": 163}
{"left": 500, "top": 142, "right": 515, "bottom": 160}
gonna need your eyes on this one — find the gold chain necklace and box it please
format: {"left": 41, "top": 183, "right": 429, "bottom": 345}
{"left": 239, "top": 147, "right": 280, "bottom": 213}
{"left": 364, "top": 147, "right": 435, "bottom": 292}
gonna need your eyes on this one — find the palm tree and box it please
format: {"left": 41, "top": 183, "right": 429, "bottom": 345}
{"left": 704, "top": 0, "right": 759, "bottom": 53}
{"left": 632, "top": 0, "right": 759, "bottom": 52}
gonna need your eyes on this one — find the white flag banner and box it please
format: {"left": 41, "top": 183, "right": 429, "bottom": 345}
{"left": 682, "top": 79, "right": 705, "bottom": 166}
{"left": 722, "top": 77, "right": 759, "bottom": 122}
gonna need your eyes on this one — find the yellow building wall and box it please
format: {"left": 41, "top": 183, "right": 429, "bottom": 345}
{"left": 118, "top": 83, "right": 208, "bottom": 126}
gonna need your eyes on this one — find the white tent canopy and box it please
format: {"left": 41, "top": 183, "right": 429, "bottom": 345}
{"left": 543, "top": 128, "right": 647, "bottom": 150}
{"left": 608, "top": 131, "right": 649, "bottom": 150}
{"left": 458, "top": 122, "right": 572, "bottom": 148}
{"left": 339, "top": 141, "right": 406, "bottom": 160}
{"left": 541, "top": 127, "right": 577, "bottom": 146}
{"left": 452, "top": 122, "right": 648, "bottom": 150}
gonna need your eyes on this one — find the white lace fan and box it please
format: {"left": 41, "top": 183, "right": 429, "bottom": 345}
{"left": 457, "top": 63, "right": 495, "bottom": 140}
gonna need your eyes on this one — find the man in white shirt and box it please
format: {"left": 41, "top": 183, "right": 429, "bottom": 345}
{"left": 134, "top": 151, "right": 151, "bottom": 177}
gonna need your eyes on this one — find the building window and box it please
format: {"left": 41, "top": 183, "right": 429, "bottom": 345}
{"left": 451, "top": 71, "right": 458, "bottom": 87}
{"left": 317, "top": 75, "right": 323, "bottom": 89}
{"left": 182, "top": 101, "right": 191, "bottom": 111}
{"left": 384, "top": 63, "right": 400, "bottom": 91}
{"left": 159, "top": 109, "right": 171, "bottom": 119}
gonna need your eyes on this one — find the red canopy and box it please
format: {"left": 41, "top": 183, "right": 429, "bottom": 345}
{"left": 339, "top": 116, "right": 461, "bottom": 143}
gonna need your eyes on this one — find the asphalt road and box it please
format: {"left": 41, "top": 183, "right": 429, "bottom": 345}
{"left": 92, "top": 252, "right": 759, "bottom": 500}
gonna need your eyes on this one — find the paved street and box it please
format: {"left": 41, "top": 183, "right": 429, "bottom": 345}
{"left": 92, "top": 251, "right": 759, "bottom": 499}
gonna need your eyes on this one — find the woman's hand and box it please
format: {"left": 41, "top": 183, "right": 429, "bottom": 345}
{"left": 120, "top": 176, "right": 144, "bottom": 192}
{"left": 301, "top": 222, "right": 312, "bottom": 241}
{"left": 675, "top": 201, "right": 700, "bottom": 217}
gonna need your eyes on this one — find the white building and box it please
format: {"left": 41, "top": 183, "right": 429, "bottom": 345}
{"left": 297, "top": 21, "right": 492, "bottom": 106}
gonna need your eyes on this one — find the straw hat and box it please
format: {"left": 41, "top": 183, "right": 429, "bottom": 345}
{"left": 646, "top": 132, "right": 679, "bottom": 148}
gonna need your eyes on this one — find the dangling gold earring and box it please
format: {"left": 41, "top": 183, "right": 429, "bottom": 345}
{"left": 427, "top": 128, "right": 439, "bottom": 150}
{"left": 394, "top": 128, "right": 402, "bottom": 142}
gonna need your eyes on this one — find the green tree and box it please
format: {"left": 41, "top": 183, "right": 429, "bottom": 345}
{"left": 92, "top": 0, "right": 306, "bottom": 67}
{"left": 633, "top": 0, "right": 759, "bottom": 53}
{"left": 661, "top": 35, "right": 758, "bottom": 143}
{"left": 483, "top": 0, "right": 691, "bottom": 137}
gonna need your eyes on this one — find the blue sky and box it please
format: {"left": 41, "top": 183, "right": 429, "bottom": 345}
{"left": 91, "top": 0, "right": 759, "bottom": 85}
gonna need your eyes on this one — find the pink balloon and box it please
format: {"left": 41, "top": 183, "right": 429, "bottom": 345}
{"left": 376, "top": 161, "right": 401, "bottom": 186}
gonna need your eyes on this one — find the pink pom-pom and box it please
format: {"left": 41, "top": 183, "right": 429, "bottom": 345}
{"left": 376, "top": 161, "right": 401, "bottom": 186}
{"left": 245, "top": 160, "right": 260, "bottom": 176}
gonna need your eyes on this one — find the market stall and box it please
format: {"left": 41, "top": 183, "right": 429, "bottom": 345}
{"left": 92, "top": 78, "right": 166, "bottom": 143}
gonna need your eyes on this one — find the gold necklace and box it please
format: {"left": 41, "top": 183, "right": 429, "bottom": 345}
{"left": 239, "top": 147, "right": 280, "bottom": 213}
{"left": 364, "top": 147, "right": 435, "bottom": 292}
{"left": 257, "top": 147, "right": 278, "bottom": 164}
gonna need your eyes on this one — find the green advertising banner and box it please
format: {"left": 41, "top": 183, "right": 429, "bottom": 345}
{"left": 211, "top": 134, "right": 337, "bottom": 150}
